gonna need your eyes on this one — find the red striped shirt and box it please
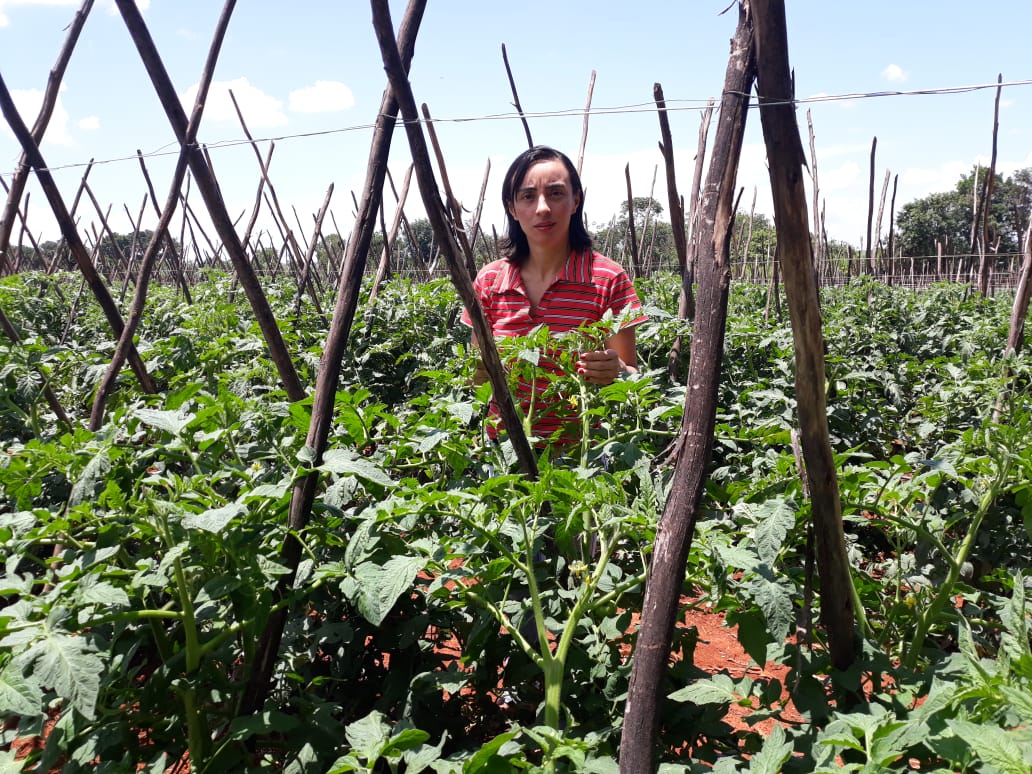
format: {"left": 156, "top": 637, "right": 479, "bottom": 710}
{"left": 461, "top": 249, "right": 646, "bottom": 440}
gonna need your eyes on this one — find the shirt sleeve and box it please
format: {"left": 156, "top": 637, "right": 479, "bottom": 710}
{"left": 460, "top": 265, "right": 491, "bottom": 328}
{"left": 606, "top": 267, "right": 647, "bottom": 326}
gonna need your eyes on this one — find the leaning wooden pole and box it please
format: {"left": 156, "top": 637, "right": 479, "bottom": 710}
{"left": 620, "top": 5, "right": 755, "bottom": 770}
{"left": 655, "top": 83, "right": 687, "bottom": 274}
{"left": 752, "top": 0, "right": 856, "bottom": 671}
{"left": 114, "top": 0, "right": 304, "bottom": 403}
{"left": 89, "top": 0, "right": 235, "bottom": 430}
{"left": 977, "top": 74, "right": 1003, "bottom": 298}
{"left": 865, "top": 136, "right": 877, "bottom": 274}
{"left": 421, "top": 103, "right": 477, "bottom": 278}
{"left": 1004, "top": 218, "right": 1032, "bottom": 357}
{"left": 240, "top": 0, "right": 429, "bottom": 716}
{"left": 502, "top": 42, "right": 534, "bottom": 148}
{"left": 575, "top": 70, "right": 596, "bottom": 177}
{"left": 371, "top": 0, "right": 537, "bottom": 479}
{"left": 624, "top": 164, "right": 641, "bottom": 279}
{"left": 0, "top": 72, "right": 157, "bottom": 396}
{"left": 0, "top": 0, "right": 94, "bottom": 275}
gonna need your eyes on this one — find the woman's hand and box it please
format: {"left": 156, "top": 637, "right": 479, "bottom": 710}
{"left": 577, "top": 348, "right": 629, "bottom": 385}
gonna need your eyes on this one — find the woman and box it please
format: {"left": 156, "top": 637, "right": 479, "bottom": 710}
{"left": 462, "top": 145, "right": 646, "bottom": 441}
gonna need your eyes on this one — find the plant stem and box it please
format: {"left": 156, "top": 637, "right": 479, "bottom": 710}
{"left": 903, "top": 457, "right": 1011, "bottom": 668}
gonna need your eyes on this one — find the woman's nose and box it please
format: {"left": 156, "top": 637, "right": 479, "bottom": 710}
{"left": 535, "top": 194, "right": 550, "bottom": 213}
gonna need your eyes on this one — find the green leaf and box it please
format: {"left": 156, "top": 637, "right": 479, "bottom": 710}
{"left": 751, "top": 497, "right": 795, "bottom": 566}
{"left": 240, "top": 483, "right": 289, "bottom": 502}
{"left": 0, "top": 661, "right": 42, "bottom": 718}
{"left": 464, "top": 729, "right": 520, "bottom": 773}
{"left": 668, "top": 673, "right": 737, "bottom": 705}
{"left": 344, "top": 710, "right": 390, "bottom": 760}
{"left": 418, "top": 429, "right": 447, "bottom": 453}
{"left": 748, "top": 724, "right": 793, "bottom": 773}
{"left": 182, "top": 502, "right": 246, "bottom": 533}
{"left": 999, "top": 572, "right": 1030, "bottom": 661}
{"left": 15, "top": 628, "right": 102, "bottom": 720}
{"left": 381, "top": 727, "right": 431, "bottom": 758}
{"left": 446, "top": 401, "right": 475, "bottom": 425}
{"left": 68, "top": 446, "right": 111, "bottom": 509}
{"left": 78, "top": 579, "right": 131, "bottom": 609}
{"left": 320, "top": 450, "right": 396, "bottom": 487}
{"left": 746, "top": 574, "right": 794, "bottom": 642}
{"left": 947, "top": 720, "right": 1031, "bottom": 774}
{"left": 352, "top": 555, "right": 425, "bottom": 626}
{"left": 732, "top": 608, "right": 773, "bottom": 668}
{"left": 134, "top": 408, "right": 195, "bottom": 436}
{"left": 0, "top": 748, "right": 26, "bottom": 774}
{"left": 227, "top": 711, "right": 301, "bottom": 742}
{"left": 403, "top": 729, "right": 448, "bottom": 774}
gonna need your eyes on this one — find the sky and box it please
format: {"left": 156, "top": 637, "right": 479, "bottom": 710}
{"left": 1, "top": 0, "right": 1031, "bottom": 254}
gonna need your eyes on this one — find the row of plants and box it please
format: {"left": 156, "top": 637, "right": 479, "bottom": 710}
{"left": 0, "top": 270, "right": 1030, "bottom": 772}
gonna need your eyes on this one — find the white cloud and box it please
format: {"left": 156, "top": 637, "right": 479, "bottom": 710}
{"left": 821, "top": 160, "right": 861, "bottom": 191}
{"left": 289, "top": 81, "right": 355, "bottom": 114}
{"left": 180, "top": 77, "right": 287, "bottom": 129}
{"left": 78, "top": 115, "right": 99, "bottom": 130}
{"left": 882, "top": 64, "right": 908, "bottom": 83}
{"left": 1, "top": 88, "right": 73, "bottom": 146}
{"left": 900, "top": 159, "right": 971, "bottom": 199}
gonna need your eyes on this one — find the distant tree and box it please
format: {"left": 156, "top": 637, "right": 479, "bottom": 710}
{"left": 316, "top": 233, "right": 346, "bottom": 279}
{"left": 397, "top": 217, "right": 437, "bottom": 273}
{"left": 895, "top": 190, "right": 970, "bottom": 258}
{"left": 731, "top": 212, "right": 777, "bottom": 267}
{"left": 896, "top": 166, "right": 1031, "bottom": 258}
{"left": 592, "top": 197, "right": 675, "bottom": 273}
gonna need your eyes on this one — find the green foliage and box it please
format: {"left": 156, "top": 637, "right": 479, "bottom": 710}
{"left": 0, "top": 270, "right": 1030, "bottom": 771}
{"left": 895, "top": 164, "right": 1032, "bottom": 257}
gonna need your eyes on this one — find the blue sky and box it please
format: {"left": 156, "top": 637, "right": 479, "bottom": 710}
{"left": 1, "top": 0, "right": 1031, "bottom": 251}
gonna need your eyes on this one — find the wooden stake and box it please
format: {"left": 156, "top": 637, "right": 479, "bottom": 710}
{"left": 501, "top": 43, "right": 533, "bottom": 148}
{"left": 621, "top": 5, "right": 755, "bottom": 769}
{"left": 753, "top": 0, "right": 856, "bottom": 671}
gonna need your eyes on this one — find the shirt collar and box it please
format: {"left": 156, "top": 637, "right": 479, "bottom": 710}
{"left": 499, "top": 248, "right": 593, "bottom": 292}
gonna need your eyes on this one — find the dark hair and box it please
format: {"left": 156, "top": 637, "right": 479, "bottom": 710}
{"left": 499, "top": 145, "right": 593, "bottom": 264}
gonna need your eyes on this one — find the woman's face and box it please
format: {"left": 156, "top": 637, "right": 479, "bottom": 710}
{"left": 508, "top": 158, "right": 581, "bottom": 256}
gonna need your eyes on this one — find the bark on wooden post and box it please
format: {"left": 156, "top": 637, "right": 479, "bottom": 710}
{"left": 1005, "top": 218, "right": 1032, "bottom": 356}
{"left": 977, "top": 75, "right": 1003, "bottom": 298}
{"left": 240, "top": 0, "right": 429, "bottom": 717}
{"left": 576, "top": 70, "right": 596, "bottom": 177}
{"left": 752, "top": 0, "right": 856, "bottom": 671}
{"left": 619, "top": 5, "right": 756, "bottom": 770}
{"left": 873, "top": 168, "right": 890, "bottom": 269}
{"left": 421, "top": 103, "right": 477, "bottom": 278}
{"left": 887, "top": 173, "right": 898, "bottom": 264}
{"left": 624, "top": 164, "right": 642, "bottom": 279}
{"left": 502, "top": 43, "right": 534, "bottom": 148}
{"left": 654, "top": 83, "right": 687, "bottom": 274}
{"left": 865, "top": 137, "right": 877, "bottom": 274}
{"left": 370, "top": 0, "right": 538, "bottom": 480}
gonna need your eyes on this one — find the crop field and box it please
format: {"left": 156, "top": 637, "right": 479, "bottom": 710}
{"left": 1, "top": 270, "right": 1030, "bottom": 772}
